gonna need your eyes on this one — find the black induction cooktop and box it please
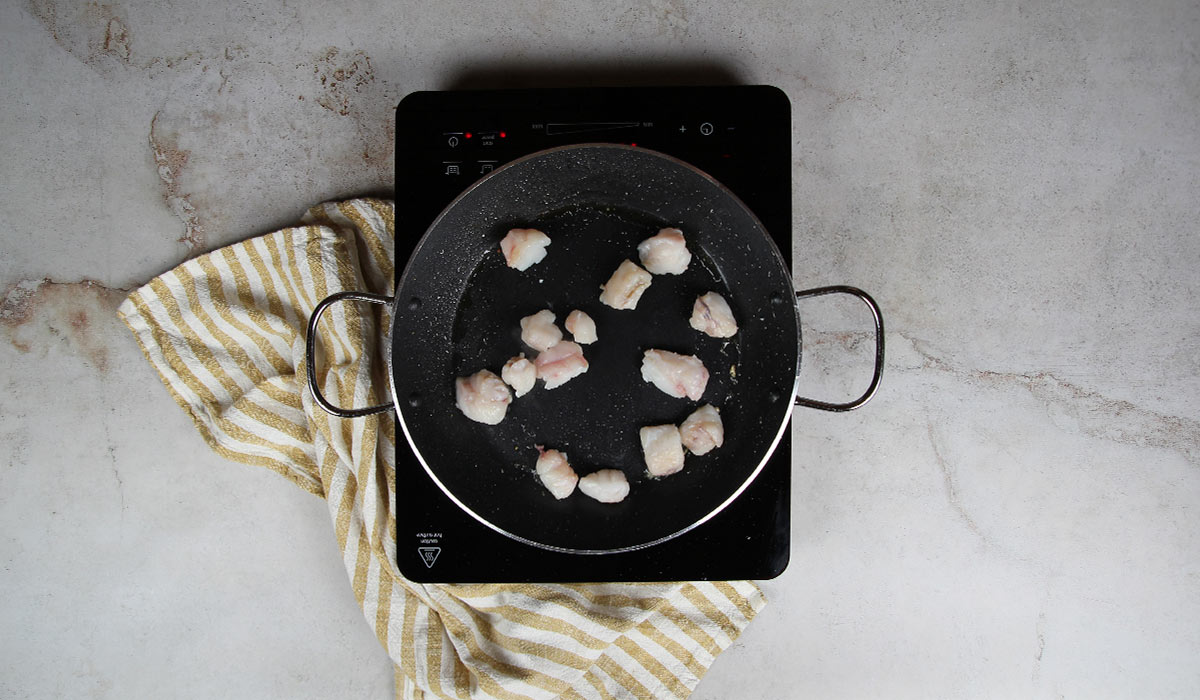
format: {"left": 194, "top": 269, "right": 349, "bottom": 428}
{"left": 394, "top": 86, "right": 791, "bottom": 582}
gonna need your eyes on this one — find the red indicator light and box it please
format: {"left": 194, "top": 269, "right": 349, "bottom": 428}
{"left": 499, "top": 131, "right": 507, "bottom": 138}
{"left": 631, "top": 142, "right": 638, "bottom": 147}
{"left": 465, "top": 132, "right": 473, "bottom": 139}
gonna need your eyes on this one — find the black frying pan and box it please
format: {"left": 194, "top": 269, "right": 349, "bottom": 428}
{"left": 306, "top": 144, "right": 883, "bottom": 554}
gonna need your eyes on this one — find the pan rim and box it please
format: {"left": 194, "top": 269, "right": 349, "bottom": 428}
{"left": 387, "top": 143, "right": 800, "bottom": 555}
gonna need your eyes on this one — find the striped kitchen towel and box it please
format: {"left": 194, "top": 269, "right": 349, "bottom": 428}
{"left": 118, "top": 198, "right": 765, "bottom": 700}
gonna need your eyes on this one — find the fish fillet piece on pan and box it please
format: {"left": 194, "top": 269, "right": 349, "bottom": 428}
{"left": 689, "top": 291, "right": 738, "bottom": 338}
{"left": 578, "top": 469, "right": 630, "bottom": 503}
{"left": 640, "top": 349, "right": 709, "bottom": 401}
{"left": 501, "top": 354, "right": 536, "bottom": 397}
{"left": 535, "top": 447, "right": 578, "bottom": 500}
{"left": 565, "top": 309, "right": 598, "bottom": 344}
{"left": 680, "top": 404, "right": 724, "bottom": 455}
{"left": 599, "top": 259, "right": 652, "bottom": 310}
{"left": 535, "top": 340, "right": 589, "bottom": 389}
{"left": 640, "top": 424, "right": 686, "bottom": 477}
{"left": 519, "top": 309, "right": 563, "bottom": 352}
{"left": 500, "top": 228, "right": 551, "bottom": 270}
{"left": 637, "top": 227, "right": 692, "bottom": 275}
{"left": 454, "top": 369, "right": 511, "bottom": 425}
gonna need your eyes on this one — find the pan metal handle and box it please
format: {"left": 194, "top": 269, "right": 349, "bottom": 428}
{"left": 794, "top": 285, "right": 884, "bottom": 412}
{"left": 305, "top": 291, "right": 395, "bottom": 418}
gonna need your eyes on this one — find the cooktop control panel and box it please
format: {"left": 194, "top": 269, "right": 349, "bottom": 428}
{"left": 396, "top": 86, "right": 790, "bottom": 263}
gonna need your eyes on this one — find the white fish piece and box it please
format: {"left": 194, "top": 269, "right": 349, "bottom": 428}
{"left": 639, "top": 424, "right": 686, "bottom": 477}
{"left": 578, "top": 469, "right": 630, "bottom": 503}
{"left": 680, "top": 404, "right": 724, "bottom": 455}
{"left": 599, "top": 259, "right": 652, "bottom": 310}
{"left": 535, "top": 447, "right": 578, "bottom": 500}
{"left": 519, "top": 309, "right": 563, "bottom": 352}
{"left": 565, "top": 309, "right": 598, "bottom": 344}
{"left": 640, "top": 349, "right": 709, "bottom": 401}
{"left": 454, "top": 369, "right": 511, "bottom": 425}
{"left": 501, "top": 354, "right": 537, "bottom": 397}
{"left": 637, "top": 227, "right": 692, "bottom": 275}
{"left": 500, "top": 228, "right": 551, "bottom": 271}
{"left": 534, "top": 340, "right": 589, "bottom": 389}
{"left": 689, "top": 291, "right": 738, "bottom": 338}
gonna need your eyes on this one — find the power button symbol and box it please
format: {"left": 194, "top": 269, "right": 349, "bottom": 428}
{"left": 699, "top": 122, "right": 714, "bottom": 136}
{"left": 447, "top": 135, "right": 460, "bottom": 147}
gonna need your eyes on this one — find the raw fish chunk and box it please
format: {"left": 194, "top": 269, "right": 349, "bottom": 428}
{"left": 534, "top": 340, "right": 589, "bottom": 389}
{"left": 565, "top": 309, "right": 598, "bottom": 344}
{"left": 680, "top": 404, "right": 724, "bottom": 455}
{"left": 520, "top": 309, "right": 563, "bottom": 352}
{"left": 535, "top": 447, "right": 578, "bottom": 500}
{"left": 454, "top": 369, "right": 511, "bottom": 425}
{"left": 501, "top": 354, "right": 536, "bottom": 397}
{"left": 599, "top": 260, "right": 652, "bottom": 310}
{"left": 500, "top": 228, "right": 551, "bottom": 271}
{"left": 689, "top": 292, "right": 738, "bottom": 338}
{"left": 637, "top": 228, "right": 692, "bottom": 275}
{"left": 578, "top": 469, "right": 630, "bottom": 503}
{"left": 640, "top": 349, "right": 709, "bottom": 401}
{"left": 639, "top": 424, "right": 685, "bottom": 477}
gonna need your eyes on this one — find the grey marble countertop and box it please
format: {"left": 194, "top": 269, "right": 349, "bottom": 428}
{"left": 2, "top": 1, "right": 1197, "bottom": 697}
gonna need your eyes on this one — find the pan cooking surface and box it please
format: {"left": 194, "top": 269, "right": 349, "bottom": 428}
{"left": 452, "top": 203, "right": 742, "bottom": 487}
{"left": 391, "top": 145, "right": 799, "bottom": 552}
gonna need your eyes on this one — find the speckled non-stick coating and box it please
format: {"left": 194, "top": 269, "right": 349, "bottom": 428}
{"left": 390, "top": 145, "right": 800, "bottom": 553}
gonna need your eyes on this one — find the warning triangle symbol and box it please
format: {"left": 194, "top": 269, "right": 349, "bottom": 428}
{"left": 418, "top": 547, "right": 441, "bottom": 568}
